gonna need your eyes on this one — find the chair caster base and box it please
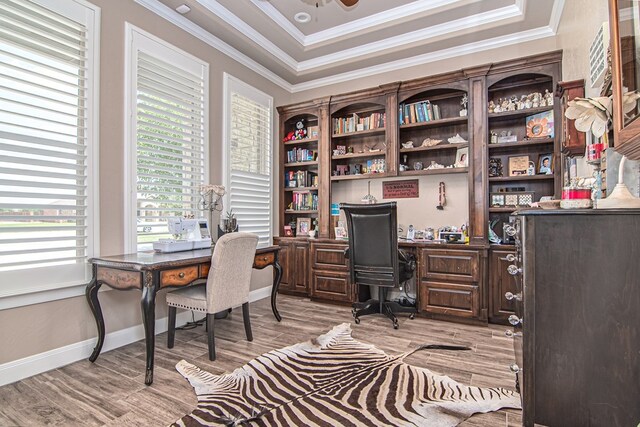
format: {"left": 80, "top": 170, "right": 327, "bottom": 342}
{"left": 393, "top": 320, "right": 399, "bottom": 329}
{"left": 354, "top": 317, "right": 360, "bottom": 324}
{"left": 409, "top": 313, "right": 415, "bottom": 320}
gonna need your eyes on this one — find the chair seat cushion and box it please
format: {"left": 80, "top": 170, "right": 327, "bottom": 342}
{"left": 166, "top": 284, "right": 207, "bottom": 312}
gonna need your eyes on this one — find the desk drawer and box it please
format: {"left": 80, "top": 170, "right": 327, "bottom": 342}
{"left": 253, "top": 251, "right": 275, "bottom": 269}
{"left": 311, "top": 270, "right": 352, "bottom": 302}
{"left": 419, "top": 280, "right": 479, "bottom": 318}
{"left": 311, "top": 242, "right": 348, "bottom": 271}
{"left": 160, "top": 266, "right": 199, "bottom": 288}
{"left": 420, "top": 249, "right": 480, "bottom": 283}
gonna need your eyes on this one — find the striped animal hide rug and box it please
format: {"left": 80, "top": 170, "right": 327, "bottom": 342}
{"left": 172, "top": 323, "right": 520, "bottom": 427}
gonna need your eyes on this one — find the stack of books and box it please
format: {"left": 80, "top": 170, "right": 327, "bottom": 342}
{"left": 333, "top": 112, "right": 386, "bottom": 134}
{"left": 286, "top": 148, "right": 317, "bottom": 163}
{"left": 286, "top": 170, "right": 318, "bottom": 188}
{"left": 291, "top": 191, "right": 318, "bottom": 211}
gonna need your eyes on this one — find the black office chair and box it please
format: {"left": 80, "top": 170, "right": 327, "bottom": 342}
{"left": 340, "top": 202, "right": 417, "bottom": 329}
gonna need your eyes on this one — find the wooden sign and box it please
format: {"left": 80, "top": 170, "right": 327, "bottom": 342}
{"left": 383, "top": 180, "right": 419, "bottom": 199}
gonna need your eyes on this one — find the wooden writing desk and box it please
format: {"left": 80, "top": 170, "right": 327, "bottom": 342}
{"left": 85, "top": 246, "right": 282, "bottom": 385}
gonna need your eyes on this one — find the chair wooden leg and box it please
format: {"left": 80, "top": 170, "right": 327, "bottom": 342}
{"left": 242, "top": 302, "right": 253, "bottom": 342}
{"left": 206, "top": 313, "right": 216, "bottom": 361}
{"left": 167, "top": 306, "right": 176, "bottom": 349}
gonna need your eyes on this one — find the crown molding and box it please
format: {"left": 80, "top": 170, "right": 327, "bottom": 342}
{"left": 548, "top": 0, "right": 565, "bottom": 33}
{"left": 289, "top": 26, "right": 555, "bottom": 93}
{"left": 195, "top": 0, "right": 297, "bottom": 69}
{"left": 251, "top": 0, "right": 485, "bottom": 48}
{"left": 296, "top": 3, "right": 525, "bottom": 73}
{"left": 134, "top": 0, "right": 293, "bottom": 91}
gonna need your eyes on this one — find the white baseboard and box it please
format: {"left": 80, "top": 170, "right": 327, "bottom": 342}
{"left": 0, "top": 286, "right": 272, "bottom": 387}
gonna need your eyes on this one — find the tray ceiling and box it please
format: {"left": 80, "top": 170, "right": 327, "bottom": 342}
{"left": 137, "top": 0, "right": 565, "bottom": 91}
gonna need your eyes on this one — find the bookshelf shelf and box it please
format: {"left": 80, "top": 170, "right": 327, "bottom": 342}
{"left": 489, "top": 175, "right": 554, "bottom": 182}
{"left": 488, "top": 138, "right": 553, "bottom": 151}
{"left": 332, "top": 128, "right": 385, "bottom": 139}
{"left": 398, "top": 167, "right": 468, "bottom": 177}
{"left": 488, "top": 106, "right": 553, "bottom": 121}
{"left": 331, "top": 172, "right": 389, "bottom": 181}
{"left": 399, "top": 116, "right": 468, "bottom": 129}
{"left": 400, "top": 142, "right": 468, "bottom": 153}
{"left": 284, "top": 161, "right": 318, "bottom": 167}
{"left": 283, "top": 138, "right": 319, "bottom": 146}
{"left": 284, "top": 210, "right": 318, "bottom": 214}
{"left": 331, "top": 151, "right": 384, "bottom": 160}
{"left": 284, "top": 186, "right": 318, "bottom": 192}
{"left": 489, "top": 207, "right": 519, "bottom": 213}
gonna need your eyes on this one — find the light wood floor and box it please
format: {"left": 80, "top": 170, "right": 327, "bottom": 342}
{"left": 0, "top": 295, "right": 522, "bottom": 426}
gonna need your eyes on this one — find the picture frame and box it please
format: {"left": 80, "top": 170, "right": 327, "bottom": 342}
{"left": 491, "top": 193, "right": 505, "bottom": 207}
{"left": 296, "top": 217, "right": 311, "bottom": 236}
{"left": 508, "top": 155, "right": 530, "bottom": 176}
{"left": 538, "top": 154, "right": 554, "bottom": 174}
{"left": 334, "top": 226, "right": 347, "bottom": 239}
{"left": 454, "top": 147, "right": 469, "bottom": 167}
{"left": 283, "top": 225, "right": 293, "bottom": 237}
{"left": 525, "top": 110, "right": 554, "bottom": 138}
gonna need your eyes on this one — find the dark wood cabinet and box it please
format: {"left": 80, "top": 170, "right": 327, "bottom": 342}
{"left": 417, "top": 247, "right": 486, "bottom": 322}
{"left": 488, "top": 247, "right": 517, "bottom": 324}
{"left": 557, "top": 79, "right": 586, "bottom": 157}
{"left": 509, "top": 209, "right": 640, "bottom": 427}
{"left": 309, "top": 241, "right": 354, "bottom": 303}
{"left": 273, "top": 237, "right": 309, "bottom": 295}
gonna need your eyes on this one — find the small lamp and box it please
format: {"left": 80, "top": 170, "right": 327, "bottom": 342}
{"left": 596, "top": 156, "right": 640, "bottom": 208}
{"left": 361, "top": 181, "right": 376, "bottom": 204}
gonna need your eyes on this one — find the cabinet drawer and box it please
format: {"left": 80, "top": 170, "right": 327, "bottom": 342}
{"left": 160, "top": 266, "right": 199, "bottom": 288}
{"left": 418, "top": 280, "right": 479, "bottom": 318}
{"left": 311, "top": 270, "right": 352, "bottom": 302}
{"left": 253, "top": 251, "right": 275, "bottom": 269}
{"left": 311, "top": 242, "right": 348, "bottom": 271}
{"left": 200, "top": 263, "right": 210, "bottom": 278}
{"left": 420, "top": 249, "right": 480, "bottom": 282}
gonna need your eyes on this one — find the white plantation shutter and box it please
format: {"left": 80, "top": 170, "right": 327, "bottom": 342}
{"left": 127, "top": 28, "right": 208, "bottom": 251}
{"left": 225, "top": 75, "right": 272, "bottom": 248}
{"left": 0, "top": 0, "right": 98, "bottom": 290}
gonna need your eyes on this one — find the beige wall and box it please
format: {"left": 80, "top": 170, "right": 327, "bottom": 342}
{"left": 0, "top": 1, "right": 611, "bottom": 366}
{"left": 0, "top": 0, "right": 290, "bottom": 365}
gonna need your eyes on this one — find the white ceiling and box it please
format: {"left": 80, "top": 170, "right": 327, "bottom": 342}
{"left": 136, "top": 0, "right": 565, "bottom": 92}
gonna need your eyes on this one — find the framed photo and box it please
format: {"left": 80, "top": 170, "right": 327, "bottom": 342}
{"left": 296, "top": 217, "right": 311, "bottom": 235}
{"left": 454, "top": 147, "right": 469, "bottom": 167}
{"left": 334, "top": 226, "right": 347, "bottom": 239}
{"left": 508, "top": 155, "right": 530, "bottom": 176}
{"left": 284, "top": 225, "right": 293, "bottom": 237}
{"left": 526, "top": 110, "right": 554, "bottom": 138}
{"left": 538, "top": 154, "right": 554, "bottom": 175}
{"left": 490, "top": 193, "right": 505, "bottom": 207}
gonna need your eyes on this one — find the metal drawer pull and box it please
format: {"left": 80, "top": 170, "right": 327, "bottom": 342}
{"left": 178, "top": 272, "right": 185, "bottom": 278}
{"left": 504, "top": 330, "right": 522, "bottom": 338}
{"left": 509, "top": 364, "right": 521, "bottom": 373}
{"left": 508, "top": 314, "right": 522, "bottom": 326}
{"left": 506, "top": 254, "right": 516, "bottom": 262}
{"left": 505, "top": 291, "right": 522, "bottom": 301}
{"left": 507, "top": 265, "right": 522, "bottom": 275}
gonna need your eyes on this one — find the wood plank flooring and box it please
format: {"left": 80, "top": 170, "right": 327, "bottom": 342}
{"left": 0, "top": 295, "right": 522, "bottom": 426}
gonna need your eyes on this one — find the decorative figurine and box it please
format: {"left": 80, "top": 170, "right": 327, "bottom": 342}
{"left": 294, "top": 119, "right": 306, "bottom": 140}
{"left": 460, "top": 94, "right": 468, "bottom": 117}
{"left": 413, "top": 161, "right": 423, "bottom": 170}
{"left": 421, "top": 138, "right": 442, "bottom": 147}
{"left": 401, "top": 140, "right": 414, "bottom": 149}
{"left": 448, "top": 134, "right": 468, "bottom": 144}
{"left": 488, "top": 100, "right": 496, "bottom": 113}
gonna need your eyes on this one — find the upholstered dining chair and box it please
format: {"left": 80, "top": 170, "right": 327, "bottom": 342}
{"left": 166, "top": 232, "right": 259, "bottom": 361}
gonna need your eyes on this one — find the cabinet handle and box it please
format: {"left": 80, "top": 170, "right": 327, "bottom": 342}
{"left": 508, "top": 314, "right": 522, "bottom": 326}
{"left": 504, "top": 225, "right": 517, "bottom": 237}
{"left": 178, "top": 272, "right": 185, "bottom": 278}
{"left": 505, "top": 291, "right": 522, "bottom": 301}
{"left": 507, "top": 265, "right": 522, "bottom": 276}
{"left": 504, "top": 329, "right": 522, "bottom": 338}
{"left": 509, "top": 363, "right": 521, "bottom": 373}
{"left": 262, "top": 257, "right": 268, "bottom": 262}
{"left": 506, "top": 254, "right": 516, "bottom": 262}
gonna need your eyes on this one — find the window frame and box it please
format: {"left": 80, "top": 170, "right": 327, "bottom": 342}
{"left": 124, "top": 24, "right": 209, "bottom": 254}
{"left": 0, "top": 0, "right": 101, "bottom": 309}
{"left": 222, "top": 73, "right": 274, "bottom": 248}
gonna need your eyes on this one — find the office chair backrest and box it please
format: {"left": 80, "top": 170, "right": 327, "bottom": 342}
{"left": 205, "top": 232, "right": 259, "bottom": 313}
{"left": 340, "top": 202, "right": 399, "bottom": 288}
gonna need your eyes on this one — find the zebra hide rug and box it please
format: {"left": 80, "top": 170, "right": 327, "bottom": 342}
{"left": 172, "top": 323, "right": 520, "bottom": 427}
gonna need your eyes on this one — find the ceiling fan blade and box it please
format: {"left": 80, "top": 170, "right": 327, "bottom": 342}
{"left": 339, "top": 0, "right": 358, "bottom": 6}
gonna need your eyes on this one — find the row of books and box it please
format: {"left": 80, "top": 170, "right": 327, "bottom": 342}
{"left": 286, "top": 148, "right": 317, "bottom": 163}
{"left": 290, "top": 191, "right": 318, "bottom": 211}
{"left": 286, "top": 170, "right": 318, "bottom": 188}
{"left": 333, "top": 112, "right": 386, "bottom": 135}
{"left": 399, "top": 101, "right": 441, "bottom": 125}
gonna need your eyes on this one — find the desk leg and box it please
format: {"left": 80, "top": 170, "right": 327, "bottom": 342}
{"left": 86, "top": 272, "right": 104, "bottom": 363}
{"left": 271, "top": 259, "right": 283, "bottom": 322}
{"left": 141, "top": 271, "right": 157, "bottom": 385}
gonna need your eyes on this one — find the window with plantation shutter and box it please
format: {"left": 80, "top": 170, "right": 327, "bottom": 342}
{"left": 224, "top": 74, "right": 273, "bottom": 248}
{"left": 125, "top": 26, "right": 208, "bottom": 252}
{"left": 0, "top": 0, "right": 99, "bottom": 296}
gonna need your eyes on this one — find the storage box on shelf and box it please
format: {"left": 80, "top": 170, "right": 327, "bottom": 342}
{"left": 485, "top": 64, "right": 561, "bottom": 242}
{"left": 398, "top": 85, "right": 470, "bottom": 176}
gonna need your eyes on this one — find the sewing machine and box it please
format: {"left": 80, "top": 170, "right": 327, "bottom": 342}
{"left": 152, "top": 217, "right": 212, "bottom": 252}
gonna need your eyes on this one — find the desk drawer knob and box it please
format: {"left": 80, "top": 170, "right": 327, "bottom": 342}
{"left": 262, "top": 257, "right": 268, "bottom": 261}
{"left": 505, "top": 292, "right": 522, "bottom": 301}
{"left": 508, "top": 315, "right": 522, "bottom": 326}
{"left": 509, "top": 364, "right": 521, "bottom": 373}
{"left": 504, "top": 329, "right": 522, "bottom": 338}
{"left": 504, "top": 225, "right": 517, "bottom": 237}
{"left": 507, "top": 265, "right": 522, "bottom": 276}
{"left": 506, "top": 254, "right": 516, "bottom": 262}
{"left": 178, "top": 272, "right": 185, "bottom": 278}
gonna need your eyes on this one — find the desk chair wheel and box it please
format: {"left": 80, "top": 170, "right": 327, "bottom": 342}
{"left": 410, "top": 313, "right": 415, "bottom": 320}
{"left": 351, "top": 307, "right": 357, "bottom": 317}
{"left": 393, "top": 319, "right": 399, "bottom": 329}
{"left": 354, "top": 317, "right": 360, "bottom": 324}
